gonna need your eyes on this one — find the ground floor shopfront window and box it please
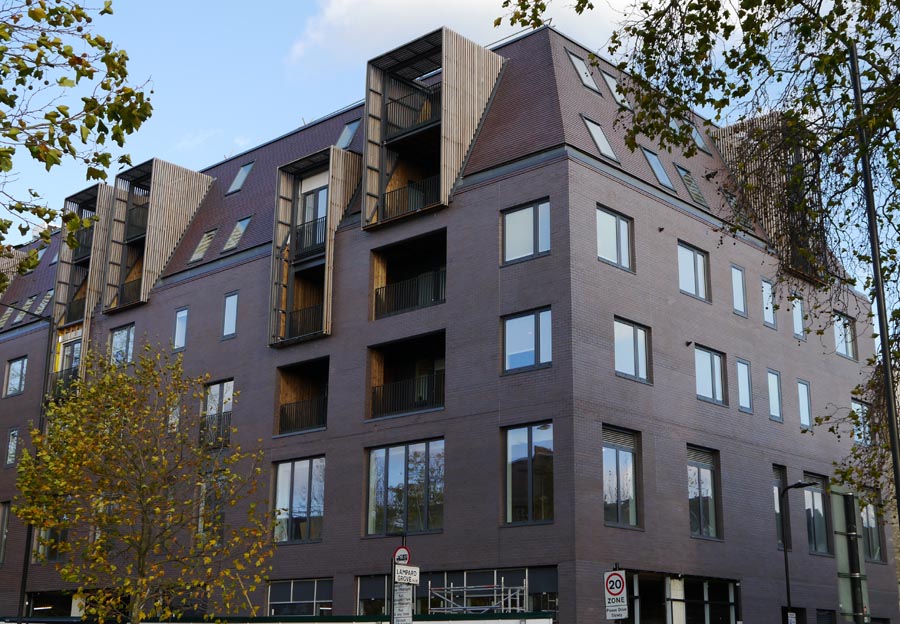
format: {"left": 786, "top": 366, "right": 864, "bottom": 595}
{"left": 624, "top": 572, "right": 739, "bottom": 624}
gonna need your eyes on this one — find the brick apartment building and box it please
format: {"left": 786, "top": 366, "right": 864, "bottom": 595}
{"left": 0, "top": 25, "right": 897, "bottom": 623}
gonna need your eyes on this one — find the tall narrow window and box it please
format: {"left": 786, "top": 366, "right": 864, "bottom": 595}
{"left": 504, "top": 309, "right": 551, "bottom": 372}
{"left": 584, "top": 118, "right": 617, "bottom": 161}
{"left": 5, "top": 356, "right": 26, "bottom": 396}
{"left": 861, "top": 495, "right": 883, "bottom": 562}
{"left": 567, "top": 51, "right": 601, "bottom": 92}
{"left": 227, "top": 162, "right": 254, "bottom": 193}
{"left": 689, "top": 123, "right": 710, "bottom": 153}
{"left": 110, "top": 324, "right": 135, "bottom": 364}
{"left": 0, "top": 501, "right": 8, "bottom": 564}
{"left": 223, "top": 293, "right": 238, "bottom": 338}
{"left": 614, "top": 319, "right": 650, "bottom": 382}
{"left": 792, "top": 295, "right": 805, "bottom": 339}
{"left": 503, "top": 201, "right": 550, "bottom": 263}
{"left": 767, "top": 369, "right": 782, "bottom": 421}
{"left": 674, "top": 165, "right": 708, "bottom": 206}
{"left": 202, "top": 380, "right": 234, "bottom": 448}
{"left": 804, "top": 475, "right": 830, "bottom": 554}
{"left": 834, "top": 313, "right": 857, "bottom": 359}
{"left": 687, "top": 446, "right": 719, "bottom": 538}
{"left": 273, "top": 457, "right": 326, "bottom": 543}
{"left": 506, "top": 423, "right": 554, "bottom": 524}
{"left": 694, "top": 346, "right": 725, "bottom": 404}
{"left": 603, "top": 428, "right": 638, "bottom": 527}
{"left": 773, "top": 465, "right": 788, "bottom": 548}
{"left": 736, "top": 359, "right": 752, "bottom": 413}
{"left": 596, "top": 206, "right": 632, "bottom": 270}
{"left": 731, "top": 266, "right": 746, "bottom": 315}
{"left": 190, "top": 229, "right": 217, "bottom": 263}
{"left": 367, "top": 439, "right": 444, "bottom": 535}
{"left": 222, "top": 217, "right": 252, "bottom": 252}
{"left": 642, "top": 147, "right": 674, "bottom": 189}
{"left": 601, "top": 71, "right": 630, "bottom": 108}
{"left": 173, "top": 308, "right": 188, "bottom": 351}
{"left": 798, "top": 380, "right": 812, "bottom": 429}
{"left": 678, "top": 242, "right": 709, "bottom": 300}
{"left": 762, "top": 280, "right": 776, "bottom": 328}
{"left": 5, "top": 428, "right": 18, "bottom": 466}
{"left": 852, "top": 400, "right": 871, "bottom": 446}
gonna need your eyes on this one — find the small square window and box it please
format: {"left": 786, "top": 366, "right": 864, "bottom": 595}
{"left": 674, "top": 165, "right": 708, "bottom": 206}
{"left": 762, "top": 280, "right": 777, "bottom": 328}
{"left": 583, "top": 117, "right": 617, "bottom": 161}
{"left": 694, "top": 346, "right": 725, "bottom": 404}
{"left": 502, "top": 201, "right": 550, "bottom": 263}
{"left": 614, "top": 318, "right": 650, "bottom": 382}
{"left": 834, "top": 312, "right": 857, "bottom": 360}
{"left": 736, "top": 359, "right": 752, "bottom": 413}
{"left": 5, "top": 429, "right": 18, "bottom": 466}
{"left": 227, "top": 162, "right": 254, "bottom": 194}
{"left": 503, "top": 309, "right": 551, "bottom": 372}
{"left": 767, "top": 369, "right": 782, "bottom": 421}
{"left": 222, "top": 217, "right": 251, "bottom": 252}
{"left": 567, "top": 51, "right": 601, "bottom": 92}
{"left": 792, "top": 295, "right": 806, "bottom": 339}
{"left": 642, "top": 147, "right": 674, "bottom": 189}
{"left": 678, "top": 242, "right": 709, "bottom": 301}
{"left": 336, "top": 119, "right": 360, "bottom": 149}
{"left": 601, "top": 71, "right": 630, "bottom": 108}
{"left": 731, "top": 266, "right": 746, "bottom": 316}
{"left": 173, "top": 308, "right": 188, "bottom": 351}
{"left": 596, "top": 206, "right": 632, "bottom": 270}
{"left": 223, "top": 293, "right": 238, "bottom": 338}
{"left": 5, "top": 356, "right": 27, "bottom": 396}
{"left": 190, "top": 230, "right": 217, "bottom": 263}
{"left": 797, "top": 379, "right": 811, "bottom": 429}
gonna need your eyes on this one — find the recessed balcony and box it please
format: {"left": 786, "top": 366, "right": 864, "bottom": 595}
{"left": 385, "top": 84, "right": 441, "bottom": 141}
{"left": 71, "top": 226, "right": 94, "bottom": 263}
{"left": 277, "top": 358, "right": 328, "bottom": 435}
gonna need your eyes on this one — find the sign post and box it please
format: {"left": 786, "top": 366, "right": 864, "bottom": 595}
{"left": 604, "top": 570, "right": 628, "bottom": 620}
{"left": 391, "top": 546, "right": 417, "bottom": 624}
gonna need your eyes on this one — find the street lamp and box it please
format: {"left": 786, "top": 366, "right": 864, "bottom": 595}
{"left": 781, "top": 480, "right": 815, "bottom": 623}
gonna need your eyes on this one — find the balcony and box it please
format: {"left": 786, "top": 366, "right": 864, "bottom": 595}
{"left": 118, "top": 279, "right": 142, "bottom": 307}
{"left": 385, "top": 84, "right": 441, "bottom": 141}
{"left": 372, "top": 371, "right": 445, "bottom": 418}
{"left": 72, "top": 226, "right": 94, "bottom": 263}
{"left": 125, "top": 203, "right": 149, "bottom": 241}
{"left": 287, "top": 304, "right": 324, "bottom": 340}
{"left": 375, "top": 268, "right": 445, "bottom": 318}
{"left": 279, "top": 391, "right": 327, "bottom": 435}
{"left": 200, "top": 411, "right": 231, "bottom": 448}
{"left": 48, "top": 366, "right": 78, "bottom": 399}
{"left": 293, "top": 216, "right": 327, "bottom": 260}
{"left": 64, "top": 298, "right": 86, "bottom": 325}
{"left": 381, "top": 175, "right": 440, "bottom": 222}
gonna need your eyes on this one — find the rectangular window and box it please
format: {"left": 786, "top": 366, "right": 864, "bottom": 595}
{"left": 834, "top": 312, "right": 857, "bottom": 359}
{"left": 5, "top": 356, "right": 26, "bottom": 396}
{"left": 816, "top": 610, "right": 837, "bottom": 624}
{"left": 13, "top": 295, "right": 36, "bottom": 324}
{"left": 268, "top": 578, "right": 333, "bottom": 616}
{"left": 223, "top": 293, "right": 238, "bottom": 338}
{"left": 567, "top": 51, "right": 601, "bottom": 92}
{"left": 798, "top": 380, "right": 812, "bottom": 429}
{"left": 503, "top": 309, "right": 551, "bottom": 372}
{"left": 222, "top": 216, "right": 251, "bottom": 252}
{"left": 762, "top": 280, "right": 776, "bottom": 328}
{"left": 503, "top": 201, "right": 550, "bottom": 263}
{"left": 273, "top": 457, "right": 326, "bottom": 543}
{"left": 792, "top": 295, "right": 805, "bottom": 339}
{"left": 694, "top": 346, "right": 725, "bottom": 404}
{"left": 0, "top": 303, "right": 15, "bottom": 328}
{"left": 336, "top": 118, "right": 361, "bottom": 149}
{"left": 767, "top": 369, "right": 782, "bottom": 421}
{"left": 805, "top": 475, "right": 831, "bottom": 554}
{"left": 614, "top": 319, "right": 650, "bottom": 382}
{"left": 34, "top": 289, "right": 53, "bottom": 315}
{"left": 5, "top": 428, "right": 18, "bottom": 466}
{"left": 596, "top": 206, "right": 632, "bottom": 270}
{"left": 687, "top": 446, "right": 719, "bottom": 538}
{"left": 674, "top": 165, "right": 708, "bottom": 206}
{"left": 689, "top": 123, "right": 710, "bottom": 153}
{"left": 731, "top": 266, "right": 746, "bottom": 315}
{"left": 506, "top": 423, "right": 554, "bottom": 524}
{"left": 601, "top": 71, "right": 630, "bottom": 108}
{"left": 678, "top": 242, "right": 709, "bottom": 300}
{"left": 584, "top": 117, "right": 618, "bottom": 161}
{"left": 603, "top": 428, "right": 638, "bottom": 527}
{"left": 34, "top": 525, "right": 67, "bottom": 562}
{"left": 773, "top": 465, "right": 789, "bottom": 549}
{"left": 736, "top": 359, "right": 752, "bottom": 413}
{"left": 202, "top": 380, "right": 234, "bottom": 448}
{"left": 852, "top": 400, "right": 871, "bottom": 446}
{"left": 861, "top": 495, "right": 883, "bottom": 562}
{"left": 367, "top": 439, "right": 444, "bottom": 535}
{"left": 110, "top": 324, "right": 135, "bottom": 364}
{"left": 0, "top": 501, "right": 8, "bottom": 564}
{"left": 642, "top": 147, "right": 674, "bottom": 189}
{"left": 173, "top": 308, "right": 188, "bottom": 351}
{"left": 190, "top": 229, "right": 217, "bottom": 263}
{"left": 227, "top": 161, "right": 254, "bottom": 194}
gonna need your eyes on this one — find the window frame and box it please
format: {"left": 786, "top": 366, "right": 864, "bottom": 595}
{"left": 694, "top": 345, "right": 726, "bottom": 405}
{"left": 686, "top": 447, "right": 720, "bottom": 539}
{"left": 189, "top": 229, "right": 218, "bottom": 264}
{"left": 0, "top": 501, "right": 8, "bottom": 564}
{"left": 773, "top": 465, "right": 790, "bottom": 550}
{"left": 173, "top": 307, "right": 188, "bottom": 352}
{"left": 109, "top": 324, "right": 135, "bottom": 365}
{"left": 689, "top": 123, "right": 711, "bottom": 154}
{"left": 596, "top": 205, "right": 633, "bottom": 271}
{"left": 736, "top": 358, "right": 752, "bottom": 413}
{"left": 505, "top": 422, "right": 555, "bottom": 525}
{"left": 336, "top": 118, "right": 361, "bottom": 149}
{"left": 502, "top": 308, "right": 552, "bottom": 373}
{"left": 641, "top": 147, "right": 675, "bottom": 190}
{"left": 5, "top": 428, "right": 18, "bottom": 466}
{"left": 677, "top": 242, "right": 710, "bottom": 301}
{"left": 4, "top": 356, "right": 27, "bottom": 397}
{"left": 566, "top": 50, "right": 602, "bottom": 93}
{"left": 501, "top": 200, "right": 550, "bottom": 265}
{"left": 222, "top": 292, "right": 239, "bottom": 339}
{"left": 767, "top": 369, "right": 783, "bottom": 422}
{"left": 762, "top": 280, "right": 777, "bottom": 329}
{"left": 602, "top": 427, "right": 640, "bottom": 528}
{"left": 804, "top": 474, "right": 832, "bottom": 555}
{"left": 674, "top": 164, "right": 708, "bottom": 206}
{"left": 797, "top": 379, "right": 812, "bottom": 429}
{"left": 221, "top": 216, "right": 252, "bottom": 253}
{"left": 268, "top": 578, "right": 334, "bottom": 617}
{"left": 226, "top": 161, "right": 254, "bottom": 194}
{"left": 273, "top": 457, "right": 326, "bottom": 544}
{"left": 613, "top": 318, "right": 651, "bottom": 383}
{"left": 582, "top": 116, "right": 618, "bottom": 161}
{"left": 600, "top": 71, "right": 630, "bottom": 108}
{"left": 791, "top": 294, "right": 806, "bottom": 340}
{"left": 834, "top": 312, "right": 858, "bottom": 360}
{"left": 860, "top": 493, "right": 885, "bottom": 563}
{"left": 731, "top": 265, "right": 747, "bottom": 317}
{"left": 852, "top": 400, "right": 871, "bottom": 446}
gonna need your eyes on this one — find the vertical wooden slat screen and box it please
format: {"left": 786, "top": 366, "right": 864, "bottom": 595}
{"left": 367, "top": 349, "right": 384, "bottom": 418}
{"left": 79, "top": 183, "right": 115, "bottom": 365}
{"left": 269, "top": 169, "right": 294, "bottom": 343}
{"left": 324, "top": 146, "right": 361, "bottom": 334}
{"left": 371, "top": 253, "right": 387, "bottom": 321}
{"left": 52, "top": 196, "right": 80, "bottom": 326}
{"left": 102, "top": 182, "right": 128, "bottom": 309}
{"left": 363, "top": 64, "right": 385, "bottom": 225}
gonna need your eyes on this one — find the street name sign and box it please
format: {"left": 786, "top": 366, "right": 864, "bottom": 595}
{"left": 395, "top": 564, "right": 420, "bottom": 585}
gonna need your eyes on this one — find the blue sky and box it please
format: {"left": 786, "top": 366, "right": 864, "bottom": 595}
{"left": 8, "top": 0, "right": 624, "bottom": 245}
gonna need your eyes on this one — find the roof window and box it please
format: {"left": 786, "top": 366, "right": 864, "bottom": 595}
{"left": 601, "top": 72, "right": 630, "bottom": 109}
{"left": 227, "top": 162, "right": 254, "bottom": 194}
{"left": 33, "top": 289, "right": 53, "bottom": 316}
{"left": 190, "top": 230, "right": 217, "bottom": 263}
{"left": 675, "top": 165, "right": 708, "bottom": 206}
{"left": 641, "top": 147, "right": 674, "bottom": 189}
{"left": 222, "top": 217, "right": 252, "bottom": 252}
{"left": 567, "top": 52, "right": 601, "bottom": 92}
{"left": 336, "top": 119, "right": 360, "bottom": 149}
{"left": 584, "top": 118, "right": 617, "bottom": 161}
{"left": 0, "top": 303, "right": 16, "bottom": 328}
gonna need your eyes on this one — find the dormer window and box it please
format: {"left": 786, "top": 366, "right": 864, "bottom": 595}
{"left": 222, "top": 217, "right": 252, "bottom": 252}
{"left": 190, "top": 230, "right": 217, "bottom": 263}
{"left": 336, "top": 119, "right": 360, "bottom": 149}
{"left": 227, "top": 162, "right": 254, "bottom": 194}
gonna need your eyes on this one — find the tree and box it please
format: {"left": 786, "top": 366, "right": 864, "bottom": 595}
{"left": 0, "top": 0, "right": 152, "bottom": 292}
{"left": 498, "top": 0, "right": 900, "bottom": 496}
{"left": 15, "top": 345, "right": 272, "bottom": 624}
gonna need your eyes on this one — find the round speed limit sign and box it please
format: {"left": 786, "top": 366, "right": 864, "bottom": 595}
{"left": 605, "top": 571, "right": 625, "bottom": 596}
{"left": 604, "top": 570, "right": 628, "bottom": 619}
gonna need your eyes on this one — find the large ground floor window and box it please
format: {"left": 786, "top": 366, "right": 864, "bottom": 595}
{"left": 625, "top": 572, "right": 738, "bottom": 624}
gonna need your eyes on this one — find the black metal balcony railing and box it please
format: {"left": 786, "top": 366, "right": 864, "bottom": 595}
{"left": 293, "top": 216, "right": 327, "bottom": 260}
{"left": 48, "top": 366, "right": 79, "bottom": 398}
{"left": 375, "top": 268, "right": 446, "bottom": 318}
{"left": 279, "top": 391, "right": 328, "bottom": 435}
{"left": 385, "top": 85, "right": 441, "bottom": 140}
{"left": 118, "top": 279, "right": 142, "bottom": 307}
{"left": 65, "top": 298, "right": 86, "bottom": 324}
{"left": 286, "top": 304, "right": 324, "bottom": 339}
{"left": 371, "top": 370, "right": 445, "bottom": 418}
{"left": 72, "top": 226, "right": 94, "bottom": 262}
{"left": 381, "top": 175, "right": 440, "bottom": 222}
{"left": 200, "top": 411, "right": 232, "bottom": 448}
{"left": 125, "top": 203, "right": 149, "bottom": 241}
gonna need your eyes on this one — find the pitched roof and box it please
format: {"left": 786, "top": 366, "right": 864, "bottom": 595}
{"left": 0, "top": 230, "right": 61, "bottom": 332}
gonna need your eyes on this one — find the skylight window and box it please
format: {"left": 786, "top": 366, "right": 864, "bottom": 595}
{"left": 49, "top": 250, "right": 58, "bottom": 265}
{"left": 567, "top": 52, "right": 601, "bottom": 92}
{"left": 601, "top": 72, "right": 630, "bottom": 109}
{"left": 33, "top": 289, "right": 53, "bottom": 316}
{"left": 641, "top": 147, "right": 674, "bottom": 189}
{"left": 227, "top": 162, "right": 254, "bottom": 194}
{"left": 675, "top": 165, "right": 708, "bottom": 206}
{"left": 584, "top": 118, "right": 617, "bottom": 161}
{"left": 190, "top": 230, "right": 217, "bottom": 263}
{"left": 222, "top": 217, "right": 251, "bottom": 252}
{"left": 336, "top": 119, "right": 360, "bottom": 149}
{"left": 690, "top": 123, "right": 710, "bottom": 152}
{"left": 0, "top": 303, "right": 15, "bottom": 328}
{"left": 13, "top": 295, "right": 36, "bottom": 323}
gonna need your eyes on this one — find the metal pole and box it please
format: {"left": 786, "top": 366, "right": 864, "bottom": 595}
{"left": 849, "top": 44, "right": 900, "bottom": 505}
{"left": 780, "top": 487, "right": 794, "bottom": 613}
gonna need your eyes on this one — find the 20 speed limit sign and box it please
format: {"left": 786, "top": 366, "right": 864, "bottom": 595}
{"left": 604, "top": 570, "right": 628, "bottom": 620}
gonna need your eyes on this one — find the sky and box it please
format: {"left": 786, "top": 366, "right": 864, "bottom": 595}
{"left": 7, "top": 0, "right": 628, "bottom": 245}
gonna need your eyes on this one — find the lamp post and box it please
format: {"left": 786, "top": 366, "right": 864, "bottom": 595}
{"left": 781, "top": 480, "right": 814, "bottom": 623}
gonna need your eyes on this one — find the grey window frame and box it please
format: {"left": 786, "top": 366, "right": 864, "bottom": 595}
{"left": 797, "top": 379, "right": 812, "bottom": 429}
{"left": 603, "top": 427, "right": 639, "bottom": 528}
{"left": 694, "top": 345, "right": 726, "bottom": 405}
{"left": 5, "top": 428, "right": 18, "bottom": 466}
{"left": 173, "top": 307, "right": 188, "bottom": 351}
{"left": 4, "top": 356, "right": 26, "bottom": 396}
{"left": 222, "top": 216, "right": 252, "bottom": 253}
{"left": 804, "top": 474, "right": 832, "bottom": 554}
{"left": 502, "top": 308, "right": 552, "bottom": 373}
{"left": 110, "top": 323, "right": 135, "bottom": 364}
{"left": 566, "top": 50, "right": 601, "bottom": 93}
{"left": 273, "top": 457, "right": 326, "bottom": 544}
{"left": 613, "top": 318, "right": 651, "bottom": 383}
{"left": 583, "top": 116, "right": 618, "bottom": 161}
{"left": 762, "top": 280, "right": 777, "bottom": 329}
{"left": 834, "top": 312, "right": 857, "bottom": 360}
{"left": 678, "top": 242, "right": 710, "bottom": 301}
{"left": 505, "top": 423, "right": 555, "bottom": 525}
{"left": 773, "top": 465, "right": 790, "bottom": 549}
{"left": 689, "top": 123, "right": 711, "bottom": 153}
{"left": 596, "top": 205, "right": 633, "bottom": 271}
{"left": 336, "top": 118, "right": 361, "bottom": 149}
{"left": 601, "top": 71, "right": 630, "bottom": 108}
{"left": 268, "top": 578, "right": 334, "bottom": 617}
{"left": 641, "top": 147, "right": 674, "bottom": 189}
{"left": 501, "top": 200, "right": 550, "bottom": 264}
{"left": 736, "top": 358, "right": 752, "bottom": 413}
{"left": 0, "top": 501, "right": 8, "bottom": 563}
{"left": 767, "top": 369, "right": 783, "bottom": 422}
{"left": 731, "top": 265, "right": 747, "bottom": 316}
{"left": 226, "top": 161, "right": 254, "bottom": 194}
{"left": 860, "top": 493, "right": 885, "bottom": 563}
{"left": 222, "top": 292, "right": 238, "bottom": 339}
{"left": 791, "top": 294, "right": 806, "bottom": 339}
{"left": 852, "top": 400, "right": 871, "bottom": 446}
{"left": 687, "top": 446, "right": 720, "bottom": 539}
{"left": 189, "top": 229, "right": 217, "bottom": 263}
{"left": 674, "top": 164, "right": 708, "bottom": 206}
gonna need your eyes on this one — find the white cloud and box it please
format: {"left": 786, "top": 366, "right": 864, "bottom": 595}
{"left": 174, "top": 128, "right": 223, "bottom": 152}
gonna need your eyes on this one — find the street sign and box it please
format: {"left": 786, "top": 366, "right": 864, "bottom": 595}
{"left": 395, "top": 564, "right": 420, "bottom": 585}
{"left": 604, "top": 570, "right": 628, "bottom": 620}
{"left": 392, "top": 582, "right": 413, "bottom": 624}
{"left": 393, "top": 545, "right": 411, "bottom": 565}
{"left": 787, "top": 612, "right": 797, "bottom": 624}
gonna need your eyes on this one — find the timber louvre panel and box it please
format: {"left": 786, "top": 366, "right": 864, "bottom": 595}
{"left": 324, "top": 147, "right": 361, "bottom": 334}
{"left": 269, "top": 169, "right": 293, "bottom": 343}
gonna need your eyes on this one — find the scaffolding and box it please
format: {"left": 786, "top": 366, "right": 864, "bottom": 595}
{"left": 427, "top": 577, "right": 528, "bottom": 615}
